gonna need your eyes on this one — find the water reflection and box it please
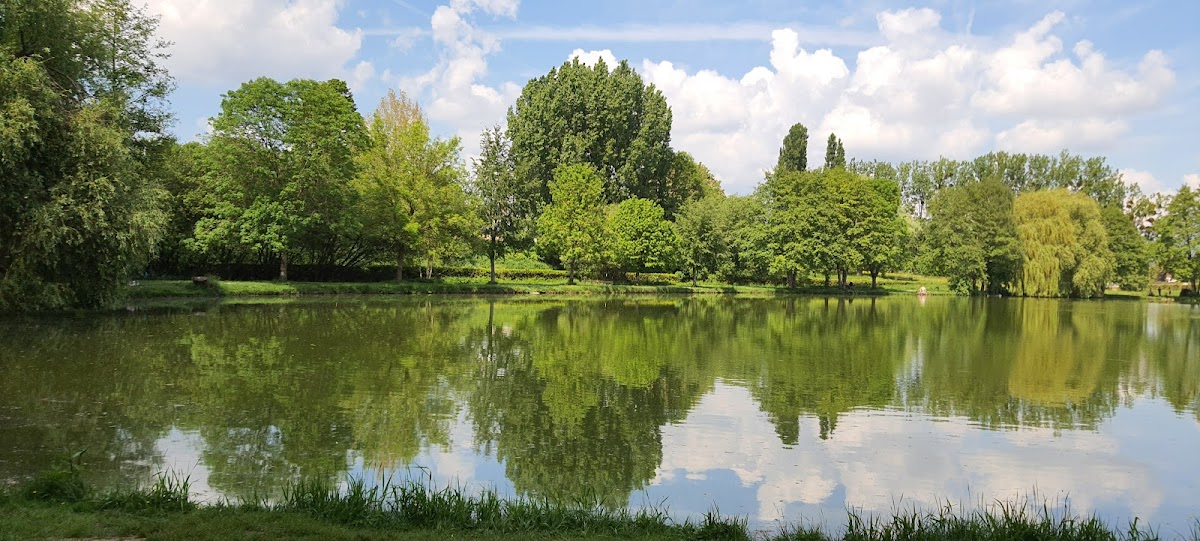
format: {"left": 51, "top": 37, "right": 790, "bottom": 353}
{"left": 0, "top": 297, "right": 1197, "bottom": 530}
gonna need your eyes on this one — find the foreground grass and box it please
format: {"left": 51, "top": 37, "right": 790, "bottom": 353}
{"left": 2, "top": 469, "right": 1189, "bottom": 541}
{"left": 124, "top": 272, "right": 953, "bottom": 301}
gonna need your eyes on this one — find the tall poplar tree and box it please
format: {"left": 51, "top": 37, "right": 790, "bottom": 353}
{"left": 507, "top": 58, "right": 674, "bottom": 206}
{"left": 824, "top": 133, "right": 846, "bottom": 169}
{"left": 776, "top": 123, "right": 809, "bottom": 173}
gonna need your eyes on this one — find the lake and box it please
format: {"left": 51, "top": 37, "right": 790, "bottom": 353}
{"left": 1, "top": 296, "right": 1198, "bottom": 535}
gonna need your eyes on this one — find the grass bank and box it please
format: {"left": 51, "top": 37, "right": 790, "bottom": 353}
{"left": 1, "top": 468, "right": 1185, "bottom": 541}
{"left": 123, "top": 273, "right": 953, "bottom": 301}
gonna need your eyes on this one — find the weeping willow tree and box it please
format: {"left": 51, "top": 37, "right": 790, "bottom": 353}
{"left": 1014, "top": 189, "right": 1114, "bottom": 297}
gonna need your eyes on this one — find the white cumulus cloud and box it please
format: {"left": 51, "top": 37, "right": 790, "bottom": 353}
{"left": 632, "top": 9, "right": 1175, "bottom": 193}
{"left": 145, "top": 0, "right": 364, "bottom": 86}
{"left": 389, "top": 0, "right": 523, "bottom": 162}
{"left": 973, "top": 13, "right": 1174, "bottom": 117}
{"left": 995, "top": 118, "right": 1127, "bottom": 153}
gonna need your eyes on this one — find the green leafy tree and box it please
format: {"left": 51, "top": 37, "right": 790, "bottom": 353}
{"left": 154, "top": 141, "right": 211, "bottom": 274}
{"left": 471, "top": 125, "right": 538, "bottom": 284}
{"left": 857, "top": 177, "right": 908, "bottom": 288}
{"left": 776, "top": 123, "right": 809, "bottom": 173}
{"left": 824, "top": 133, "right": 846, "bottom": 169}
{"left": 1129, "top": 193, "right": 1166, "bottom": 239}
{"left": 608, "top": 198, "right": 678, "bottom": 280}
{"left": 762, "top": 170, "right": 843, "bottom": 288}
{"left": 925, "top": 178, "right": 1022, "bottom": 294}
{"left": 1013, "top": 191, "right": 1076, "bottom": 297}
{"left": 719, "top": 195, "right": 771, "bottom": 284}
{"left": 674, "top": 195, "right": 728, "bottom": 286}
{"left": 0, "top": 0, "right": 171, "bottom": 309}
{"left": 351, "top": 90, "right": 473, "bottom": 279}
{"left": 537, "top": 164, "right": 608, "bottom": 284}
{"left": 1101, "top": 205, "right": 1149, "bottom": 291}
{"left": 761, "top": 168, "right": 903, "bottom": 288}
{"left": 507, "top": 58, "right": 674, "bottom": 206}
{"left": 1155, "top": 186, "right": 1200, "bottom": 290}
{"left": 196, "top": 78, "right": 366, "bottom": 280}
{"left": 1013, "top": 190, "right": 1113, "bottom": 298}
{"left": 659, "top": 151, "right": 721, "bottom": 218}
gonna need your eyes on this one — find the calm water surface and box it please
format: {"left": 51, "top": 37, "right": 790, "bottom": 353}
{"left": 1, "top": 296, "right": 1198, "bottom": 534}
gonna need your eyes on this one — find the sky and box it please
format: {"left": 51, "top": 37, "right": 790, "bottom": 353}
{"left": 142, "top": 0, "right": 1200, "bottom": 196}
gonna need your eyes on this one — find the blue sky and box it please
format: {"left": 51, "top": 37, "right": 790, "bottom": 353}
{"left": 146, "top": 0, "right": 1200, "bottom": 195}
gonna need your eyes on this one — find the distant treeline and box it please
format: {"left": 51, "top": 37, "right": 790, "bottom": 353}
{"left": 3, "top": 0, "right": 1198, "bottom": 310}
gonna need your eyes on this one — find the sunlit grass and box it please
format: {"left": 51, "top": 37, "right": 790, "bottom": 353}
{"left": 3, "top": 467, "right": 1189, "bottom": 541}
{"left": 123, "top": 270, "right": 956, "bottom": 303}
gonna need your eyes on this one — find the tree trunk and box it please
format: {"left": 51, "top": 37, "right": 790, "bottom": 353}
{"left": 567, "top": 263, "right": 576, "bottom": 285}
{"left": 486, "top": 301, "right": 495, "bottom": 366}
{"left": 871, "top": 269, "right": 879, "bottom": 289}
{"left": 787, "top": 270, "right": 796, "bottom": 289}
{"left": 823, "top": 273, "right": 830, "bottom": 287}
{"left": 279, "top": 252, "right": 289, "bottom": 281}
{"left": 691, "top": 264, "right": 697, "bottom": 287}
{"left": 395, "top": 246, "right": 405, "bottom": 281}
{"left": 488, "top": 234, "right": 498, "bottom": 285}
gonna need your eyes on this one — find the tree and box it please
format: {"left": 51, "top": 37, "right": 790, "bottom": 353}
{"left": 471, "top": 125, "right": 538, "bottom": 284}
{"left": 659, "top": 151, "right": 721, "bottom": 218}
{"left": 719, "top": 195, "right": 771, "bottom": 284}
{"left": 925, "top": 178, "right": 1022, "bottom": 294}
{"left": 824, "top": 133, "right": 845, "bottom": 169}
{"left": 154, "top": 141, "right": 211, "bottom": 274}
{"left": 760, "top": 167, "right": 904, "bottom": 289}
{"left": 537, "top": 164, "right": 608, "bottom": 284}
{"left": 507, "top": 58, "right": 674, "bottom": 206}
{"left": 1013, "top": 190, "right": 1113, "bottom": 298}
{"left": 196, "top": 78, "right": 366, "bottom": 281}
{"left": 351, "top": 90, "right": 474, "bottom": 280}
{"left": 1014, "top": 191, "right": 1075, "bottom": 297}
{"left": 1155, "top": 186, "right": 1200, "bottom": 291}
{"left": 674, "top": 195, "right": 727, "bottom": 286}
{"left": 762, "top": 170, "right": 844, "bottom": 288}
{"left": 1101, "top": 205, "right": 1149, "bottom": 291}
{"left": 776, "top": 123, "right": 809, "bottom": 173}
{"left": 0, "top": 0, "right": 172, "bottom": 309}
{"left": 608, "top": 198, "right": 677, "bottom": 281}
{"left": 856, "top": 177, "right": 908, "bottom": 288}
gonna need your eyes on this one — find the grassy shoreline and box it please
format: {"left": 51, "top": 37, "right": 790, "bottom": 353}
{"left": 122, "top": 274, "right": 954, "bottom": 302}
{"left": 2, "top": 471, "right": 1186, "bottom": 541}
{"left": 118, "top": 275, "right": 1197, "bottom": 306}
